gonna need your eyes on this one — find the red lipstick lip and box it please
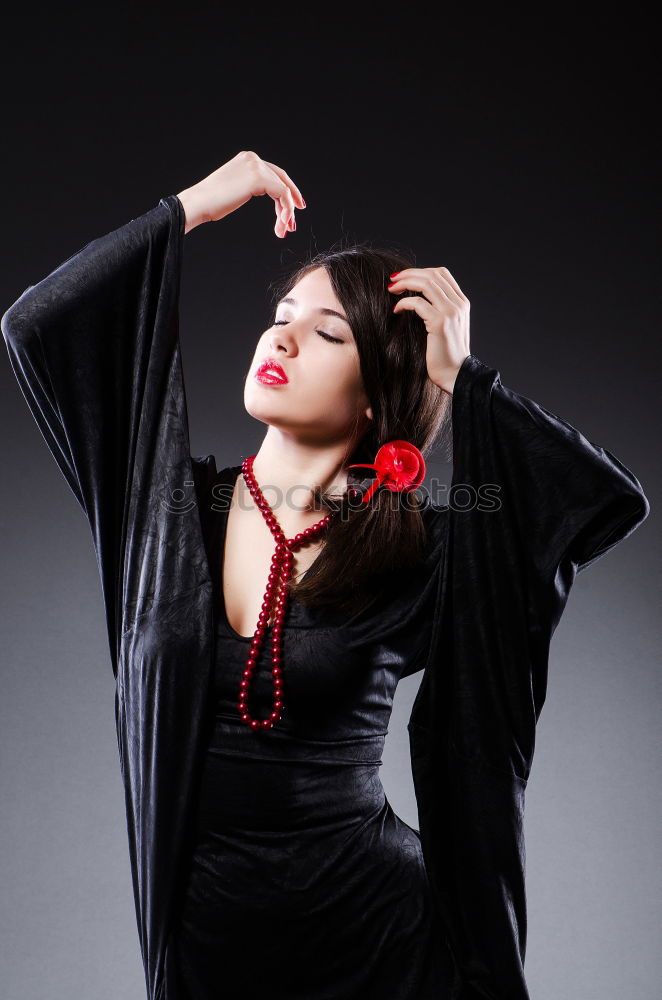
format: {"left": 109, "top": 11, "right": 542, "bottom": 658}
{"left": 255, "top": 359, "right": 288, "bottom": 385}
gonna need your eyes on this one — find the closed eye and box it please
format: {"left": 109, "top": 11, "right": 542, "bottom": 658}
{"left": 273, "top": 320, "right": 344, "bottom": 344}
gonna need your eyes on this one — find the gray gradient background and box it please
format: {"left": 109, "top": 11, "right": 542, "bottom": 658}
{"left": 1, "top": 7, "right": 660, "bottom": 999}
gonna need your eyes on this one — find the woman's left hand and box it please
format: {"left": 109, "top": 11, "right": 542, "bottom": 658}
{"left": 388, "top": 266, "right": 471, "bottom": 395}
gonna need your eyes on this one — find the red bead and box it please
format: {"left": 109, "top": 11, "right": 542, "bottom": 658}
{"left": 237, "top": 454, "right": 338, "bottom": 731}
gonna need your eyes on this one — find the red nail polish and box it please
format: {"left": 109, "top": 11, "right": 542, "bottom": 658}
{"left": 389, "top": 271, "right": 401, "bottom": 279}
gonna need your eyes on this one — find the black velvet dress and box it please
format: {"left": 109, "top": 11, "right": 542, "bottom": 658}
{"left": 168, "top": 464, "right": 457, "bottom": 999}
{"left": 3, "top": 194, "right": 649, "bottom": 998}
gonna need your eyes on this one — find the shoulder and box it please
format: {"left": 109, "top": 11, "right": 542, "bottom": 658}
{"left": 190, "top": 457, "right": 243, "bottom": 516}
{"left": 190, "top": 453, "right": 217, "bottom": 496}
{"left": 190, "top": 455, "right": 243, "bottom": 485}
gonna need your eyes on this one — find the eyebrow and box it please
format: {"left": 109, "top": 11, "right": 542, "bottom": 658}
{"left": 277, "top": 296, "right": 351, "bottom": 327}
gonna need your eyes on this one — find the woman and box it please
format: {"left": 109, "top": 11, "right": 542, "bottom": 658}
{"left": 2, "top": 150, "right": 649, "bottom": 999}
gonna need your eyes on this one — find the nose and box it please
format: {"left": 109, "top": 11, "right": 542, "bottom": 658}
{"left": 270, "top": 324, "right": 299, "bottom": 355}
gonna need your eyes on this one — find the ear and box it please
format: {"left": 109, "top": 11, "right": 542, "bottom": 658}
{"left": 365, "top": 405, "right": 373, "bottom": 421}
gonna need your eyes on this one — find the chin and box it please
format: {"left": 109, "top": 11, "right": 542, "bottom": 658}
{"left": 243, "top": 395, "right": 288, "bottom": 429}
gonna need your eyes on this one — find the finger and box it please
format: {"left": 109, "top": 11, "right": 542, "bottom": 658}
{"left": 264, "top": 165, "right": 300, "bottom": 231}
{"left": 436, "top": 266, "right": 468, "bottom": 302}
{"left": 389, "top": 272, "right": 460, "bottom": 312}
{"left": 277, "top": 196, "right": 291, "bottom": 231}
{"left": 260, "top": 166, "right": 297, "bottom": 226}
{"left": 262, "top": 159, "right": 306, "bottom": 210}
{"left": 273, "top": 196, "right": 290, "bottom": 238}
{"left": 264, "top": 177, "right": 295, "bottom": 234}
{"left": 281, "top": 195, "right": 296, "bottom": 232}
{"left": 390, "top": 268, "right": 464, "bottom": 308}
{"left": 278, "top": 186, "right": 295, "bottom": 227}
{"left": 283, "top": 197, "right": 296, "bottom": 230}
{"left": 392, "top": 295, "right": 437, "bottom": 325}
{"left": 428, "top": 276, "right": 463, "bottom": 309}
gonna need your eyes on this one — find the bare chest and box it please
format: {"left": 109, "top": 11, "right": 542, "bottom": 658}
{"left": 221, "top": 489, "right": 326, "bottom": 640}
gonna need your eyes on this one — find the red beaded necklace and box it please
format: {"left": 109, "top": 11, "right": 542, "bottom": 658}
{"left": 235, "top": 440, "right": 426, "bottom": 732}
{"left": 236, "top": 454, "right": 337, "bottom": 731}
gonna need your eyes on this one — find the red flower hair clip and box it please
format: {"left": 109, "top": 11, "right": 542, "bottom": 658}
{"left": 344, "top": 440, "right": 426, "bottom": 504}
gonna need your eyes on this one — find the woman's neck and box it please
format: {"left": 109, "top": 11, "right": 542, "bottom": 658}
{"left": 249, "top": 439, "right": 351, "bottom": 519}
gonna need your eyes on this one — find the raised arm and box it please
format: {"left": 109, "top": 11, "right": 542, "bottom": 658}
{"left": 1, "top": 194, "right": 188, "bottom": 672}
{"left": 411, "top": 353, "right": 649, "bottom": 999}
{"left": 1, "top": 150, "right": 307, "bottom": 673}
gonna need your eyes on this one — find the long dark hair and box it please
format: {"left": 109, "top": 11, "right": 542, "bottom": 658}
{"left": 268, "top": 240, "right": 452, "bottom": 615}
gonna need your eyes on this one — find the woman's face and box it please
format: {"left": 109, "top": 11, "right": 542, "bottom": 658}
{"left": 244, "top": 267, "right": 373, "bottom": 446}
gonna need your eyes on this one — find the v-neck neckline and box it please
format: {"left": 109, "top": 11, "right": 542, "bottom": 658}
{"left": 216, "top": 464, "right": 322, "bottom": 641}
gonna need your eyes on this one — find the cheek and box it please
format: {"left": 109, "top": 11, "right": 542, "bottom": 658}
{"left": 244, "top": 339, "right": 365, "bottom": 421}
{"left": 304, "top": 357, "right": 363, "bottom": 409}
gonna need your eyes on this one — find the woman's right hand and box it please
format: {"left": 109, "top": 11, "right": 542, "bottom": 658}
{"left": 176, "top": 150, "right": 306, "bottom": 237}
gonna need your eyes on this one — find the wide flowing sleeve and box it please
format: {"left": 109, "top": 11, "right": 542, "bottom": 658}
{"left": 409, "top": 353, "right": 650, "bottom": 999}
{"left": 448, "top": 352, "right": 649, "bottom": 774}
{"left": 1, "top": 194, "right": 189, "bottom": 676}
{"left": 3, "top": 196, "right": 227, "bottom": 1000}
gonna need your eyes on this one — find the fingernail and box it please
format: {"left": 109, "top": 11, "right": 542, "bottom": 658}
{"left": 302, "top": 197, "right": 307, "bottom": 207}
{"left": 389, "top": 271, "right": 400, "bottom": 279}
